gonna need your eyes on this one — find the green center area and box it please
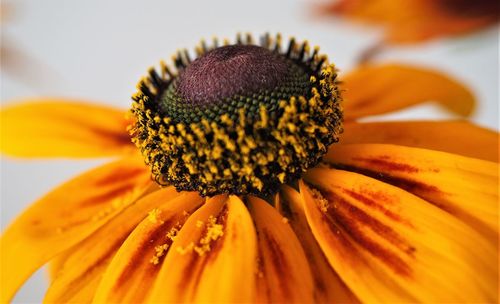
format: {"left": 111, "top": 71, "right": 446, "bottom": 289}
{"left": 158, "top": 45, "right": 310, "bottom": 124}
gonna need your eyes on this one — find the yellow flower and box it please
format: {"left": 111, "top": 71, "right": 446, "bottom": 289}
{"left": 1, "top": 33, "right": 498, "bottom": 303}
{"left": 320, "top": 0, "right": 500, "bottom": 44}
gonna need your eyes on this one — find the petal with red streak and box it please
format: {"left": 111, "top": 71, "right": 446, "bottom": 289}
{"left": 278, "top": 186, "right": 360, "bottom": 303}
{"left": 0, "top": 158, "right": 152, "bottom": 302}
{"left": 323, "top": 144, "right": 498, "bottom": 240}
{"left": 341, "top": 120, "right": 499, "bottom": 162}
{"left": 248, "top": 195, "right": 315, "bottom": 303}
{"left": 91, "top": 190, "right": 203, "bottom": 303}
{"left": 44, "top": 187, "right": 198, "bottom": 303}
{"left": 148, "top": 195, "right": 258, "bottom": 303}
{"left": 301, "top": 169, "right": 498, "bottom": 303}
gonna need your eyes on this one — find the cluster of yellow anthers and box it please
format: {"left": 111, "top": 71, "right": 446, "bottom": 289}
{"left": 130, "top": 33, "right": 343, "bottom": 197}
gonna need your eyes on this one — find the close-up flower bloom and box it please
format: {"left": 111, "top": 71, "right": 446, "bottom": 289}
{"left": 0, "top": 33, "right": 498, "bottom": 303}
{"left": 320, "top": 0, "right": 500, "bottom": 44}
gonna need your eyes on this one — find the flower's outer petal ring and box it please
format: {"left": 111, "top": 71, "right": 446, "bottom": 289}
{"left": 322, "top": 144, "right": 499, "bottom": 240}
{"left": 341, "top": 120, "right": 499, "bottom": 162}
{"left": 91, "top": 190, "right": 203, "bottom": 303}
{"left": 341, "top": 64, "right": 475, "bottom": 120}
{"left": 248, "top": 196, "right": 315, "bottom": 303}
{"left": 44, "top": 187, "right": 199, "bottom": 303}
{"left": 0, "top": 158, "right": 152, "bottom": 303}
{"left": 278, "top": 186, "right": 360, "bottom": 303}
{"left": 0, "top": 99, "right": 134, "bottom": 158}
{"left": 301, "top": 170, "right": 498, "bottom": 303}
{"left": 148, "top": 195, "right": 258, "bottom": 303}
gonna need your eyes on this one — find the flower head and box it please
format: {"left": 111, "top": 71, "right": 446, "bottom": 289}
{"left": 131, "top": 35, "right": 342, "bottom": 197}
{"left": 0, "top": 33, "right": 498, "bottom": 303}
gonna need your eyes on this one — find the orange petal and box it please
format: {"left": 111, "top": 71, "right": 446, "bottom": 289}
{"left": 247, "top": 196, "right": 315, "bottom": 303}
{"left": 49, "top": 267, "right": 104, "bottom": 304}
{"left": 323, "top": 144, "right": 499, "bottom": 240}
{"left": 92, "top": 190, "right": 203, "bottom": 303}
{"left": 341, "top": 120, "right": 499, "bottom": 162}
{"left": 0, "top": 99, "right": 134, "bottom": 158}
{"left": 148, "top": 195, "right": 258, "bottom": 303}
{"left": 301, "top": 169, "right": 498, "bottom": 303}
{"left": 45, "top": 187, "right": 196, "bottom": 303}
{"left": 0, "top": 157, "right": 152, "bottom": 303}
{"left": 341, "top": 64, "right": 475, "bottom": 120}
{"left": 277, "top": 186, "right": 360, "bottom": 303}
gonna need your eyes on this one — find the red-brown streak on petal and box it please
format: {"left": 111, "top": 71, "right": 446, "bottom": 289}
{"left": 255, "top": 247, "right": 272, "bottom": 300}
{"left": 277, "top": 192, "right": 359, "bottom": 303}
{"left": 328, "top": 163, "right": 448, "bottom": 210}
{"left": 62, "top": 233, "right": 128, "bottom": 279}
{"left": 92, "top": 167, "right": 147, "bottom": 188}
{"left": 179, "top": 205, "right": 229, "bottom": 291}
{"left": 52, "top": 240, "right": 123, "bottom": 301}
{"left": 314, "top": 185, "right": 415, "bottom": 277}
{"left": 48, "top": 189, "right": 180, "bottom": 286}
{"left": 75, "top": 167, "right": 149, "bottom": 208}
{"left": 352, "top": 156, "right": 426, "bottom": 173}
{"left": 91, "top": 190, "right": 206, "bottom": 304}
{"left": 341, "top": 188, "right": 415, "bottom": 228}
{"left": 110, "top": 193, "right": 205, "bottom": 292}
{"left": 261, "top": 228, "right": 291, "bottom": 296}
{"left": 46, "top": 170, "right": 151, "bottom": 232}
{"left": 113, "top": 218, "right": 175, "bottom": 291}
{"left": 77, "top": 182, "right": 141, "bottom": 208}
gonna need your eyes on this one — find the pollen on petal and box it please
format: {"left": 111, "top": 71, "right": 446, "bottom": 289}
{"left": 165, "top": 226, "right": 180, "bottom": 242}
{"left": 310, "top": 187, "right": 329, "bottom": 213}
{"left": 174, "top": 215, "right": 225, "bottom": 257}
{"left": 193, "top": 215, "right": 224, "bottom": 256}
{"left": 147, "top": 208, "right": 163, "bottom": 224}
{"left": 150, "top": 243, "right": 170, "bottom": 265}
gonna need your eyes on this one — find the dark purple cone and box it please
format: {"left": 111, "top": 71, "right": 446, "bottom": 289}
{"left": 177, "top": 45, "right": 291, "bottom": 105}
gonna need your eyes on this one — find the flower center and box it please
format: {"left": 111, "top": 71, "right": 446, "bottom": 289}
{"left": 177, "top": 45, "right": 293, "bottom": 106}
{"left": 130, "top": 33, "right": 343, "bottom": 197}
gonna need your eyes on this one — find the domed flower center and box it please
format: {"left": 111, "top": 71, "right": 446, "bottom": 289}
{"left": 130, "top": 33, "right": 343, "bottom": 197}
{"left": 176, "top": 45, "right": 291, "bottom": 106}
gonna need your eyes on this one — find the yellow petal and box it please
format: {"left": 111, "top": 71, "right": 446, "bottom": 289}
{"left": 0, "top": 99, "right": 134, "bottom": 158}
{"left": 247, "top": 196, "right": 315, "bottom": 303}
{"left": 341, "top": 64, "right": 475, "bottom": 120}
{"left": 0, "top": 158, "right": 152, "bottom": 303}
{"left": 278, "top": 186, "right": 360, "bottom": 303}
{"left": 91, "top": 190, "right": 203, "bottom": 303}
{"left": 148, "top": 195, "right": 258, "bottom": 303}
{"left": 341, "top": 120, "right": 499, "bottom": 162}
{"left": 323, "top": 144, "right": 499, "bottom": 240}
{"left": 301, "top": 169, "right": 498, "bottom": 303}
{"left": 45, "top": 187, "right": 195, "bottom": 303}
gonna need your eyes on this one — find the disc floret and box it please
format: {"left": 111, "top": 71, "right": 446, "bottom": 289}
{"left": 130, "top": 33, "right": 343, "bottom": 197}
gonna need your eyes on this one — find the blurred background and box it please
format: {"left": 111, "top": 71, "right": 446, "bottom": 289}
{"left": 1, "top": 0, "right": 498, "bottom": 302}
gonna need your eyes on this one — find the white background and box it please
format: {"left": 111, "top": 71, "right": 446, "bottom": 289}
{"left": 1, "top": 0, "right": 498, "bottom": 302}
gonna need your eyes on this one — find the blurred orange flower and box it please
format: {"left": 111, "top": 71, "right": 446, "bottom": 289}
{"left": 322, "top": 0, "right": 500, "bottom": 44}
